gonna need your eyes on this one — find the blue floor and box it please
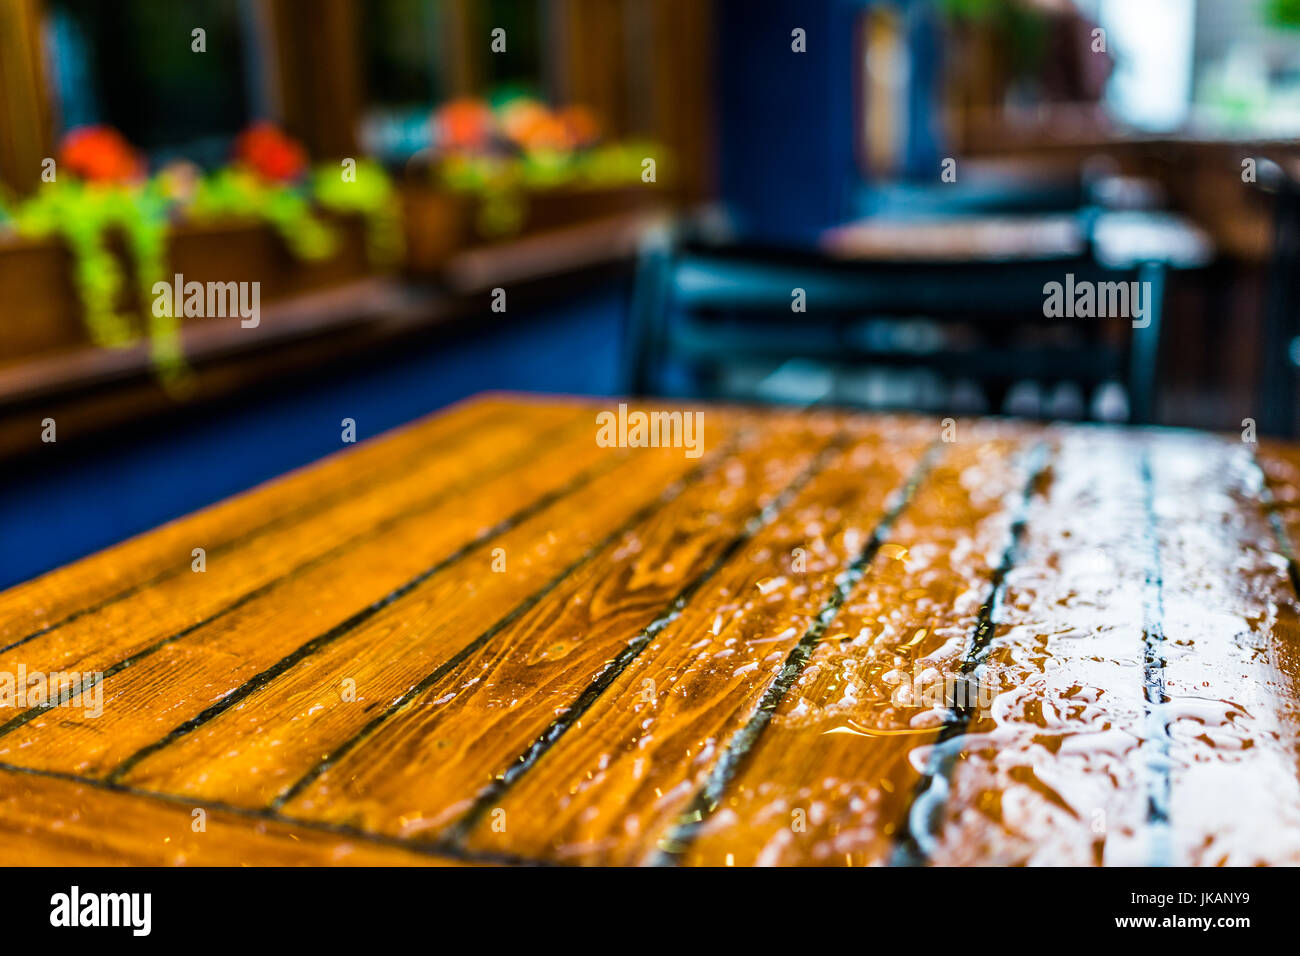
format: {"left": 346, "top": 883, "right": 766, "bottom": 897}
{"left": 0, "top": 282, "right": 625, "bottom": 590}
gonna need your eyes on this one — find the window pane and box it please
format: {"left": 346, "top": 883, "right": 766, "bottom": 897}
{"left": 483, "top": 0, "right": 543, "bottom": 95}
{"left": 1098, "top": 0, "right": 1195, "bottom": 130}
{"left": 364, "top": 0, "right": 444, "bottom": 108}
{"left": 45, "top": 0, "right": 256, "bottom": 166}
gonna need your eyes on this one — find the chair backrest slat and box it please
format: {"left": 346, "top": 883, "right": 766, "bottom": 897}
{"left": 673, "top": 253, "right": 1144, "bottom": 317}
{"left": 626, "top": 232, "right": 1166, "bottom": 423}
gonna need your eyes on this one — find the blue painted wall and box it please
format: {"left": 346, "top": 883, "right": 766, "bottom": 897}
{"left": 716, "top": 0, "right": 944, "bottom": 236}
{"left": 716, "top": 0, "right": 861, "bottom": 242}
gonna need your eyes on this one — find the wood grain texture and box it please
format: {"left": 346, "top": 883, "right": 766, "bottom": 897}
{"left": 0, "top": 768, "right": 459, "bottom": 866}
{"left": 932, "top": 433, "right": 1300, "bottom": 866}
{"left": 0, "top": 405, "right": 592, "bottom": 735}
{"left": 0, "top": 394, "right": 527, "bottom": 646}
{"left": 679, "top": 430, "right": 1036, "bottom": 866}
{"left": 108, "top": 415, "right": 737, "bottom": 806}
{"left": 0, "top": 407, "right": 621, "bottom": 776}
{"left": 463, "top": 423, "right": 936, "bottom": 863}
{"left": 282, "top": 416, "right": 841, "bottom": 836}
{"left": 2, "top": 395, "right": 1299, "bottom": 865}
{"left": 925, "top": 429, "right": 1156, "bottom": 865}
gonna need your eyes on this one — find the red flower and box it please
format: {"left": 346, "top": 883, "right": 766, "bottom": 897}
{"left": 436, "top": 98, "right": 494, "bottom": 152}
{"left": 558, "top": 106, "right": 600, "bottom": 148}
{"left": 59, "top": 126, "right": 144, "bottom": 184}
{"left": 234, "top": 122, "right": 308, "bottom": 182}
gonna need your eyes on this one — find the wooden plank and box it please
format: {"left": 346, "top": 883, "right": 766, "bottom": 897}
{"left": 918, "top": 429, "right": 1155, "bottom": 865}
{"left": 677, "top": 429, "right": 1037, "bottom": 866}
{"left": 558, "top": 0, "right": 629, "bottom": 138}
{"left": 0, "top": 407, "right": 632, "bottom": 775}
{"left": 0, "top": 404, "right": 591, "bottom": 689}
{"left": 264, "top": 0, "right": 362, "bottom": 158}
{"left": 109, "top": 415, "right": 738, "bottom": 806}
{"left": 1259, "top": 439, "right": 1300, "bottom": 577}
{"left": 460, "top": 422, "right": 937, "bottom": 864}
{"left": 0, "top": 0, "right": 51, "bottom": 195}
{"left": 0, "top": 277, "right": 412, "bottom": 404}
{"left": 0, "top": 394, "right": 536, "bottom": 643}
{"left": 1148, "top": 435, "right": 1300, "bottom": 864}
{"left": 278, "top": 416, "right": 841, "bottom": 836}
{"left": 0, "top": 767, "right": 458, "bottom": 866}
{"left": 905, "top": 431, "right": 1300, "bottom": 866}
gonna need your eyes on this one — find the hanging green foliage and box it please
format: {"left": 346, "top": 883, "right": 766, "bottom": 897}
{"left": 439, "top": 141, "right": 665, "bottom": 238}
{"left": 15, "top": 182, "right": 159, "bottom": 355}
{"left": 190, "top": 168, "right": 338, "bottom": 261}
{"left": 124, "top": 187, "right": 187, "bottom": 390}
{"left": 431, "top": 94, "right": 665, "bottom": 238}
{"left": 4, "top": 124, "right": 411, "bottom": 390}
{"left": 10, "top": 170, "right": 345, "bottom": 390}
{"left": 312, "top": 160, "right": 404, "bottom": 270}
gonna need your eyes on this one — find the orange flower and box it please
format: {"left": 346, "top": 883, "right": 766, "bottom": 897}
{"left": 436, "top": 98, "right": 494, "bottom": 151}
{"left": 59, "top": 126, "right": 144, "bottom": 184}
{"left": 500, "top": 101, "right": 571, "bottom": 152}
{"left": 557, "top": 105, "right": 600, "bottom": 148}
{"left": 234, "top": 122, "right": 308, "bottom": 182}
{"left": 498, "top": 99, "right": 547, "bottom": 142}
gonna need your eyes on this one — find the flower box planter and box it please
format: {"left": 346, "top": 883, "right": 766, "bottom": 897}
{"left": 400, "top": 183, "right": 656, "bottom": 275}
{"left": 1, "top": 182, "right": 657, "bottom": 379}
{"left": 167, "top": 215, "right": 372, "bottom": 310}
{"left": 0, "top": 215, "right": 373, "bottom": 369}
{"left": 512, "top": 186, "right": 650, "bottom": 236}
{"left": 400, "top": 187, "right": 472, "bottom": 274}
{"left": 0, "top": 238, "right": 88, "bottom": 366}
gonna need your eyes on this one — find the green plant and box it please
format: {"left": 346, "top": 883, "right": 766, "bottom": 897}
{"left": 1266, "top": 0, "right": 1300, "bottom": 29}
{"left": 15, "top": 181, "right": 190, "bottom": 389}
{"left": 312, "top": 160, "right": 404, "bottom": 269}
{"left": 439, "top": 140, "right": 665, "bottom": 238}
{"left": 11, "top": 170, "right": 356, "bottom": 389}
{"left": 125, "top": 187, "right": 186, "bottom": 389}
{"left": 934, "top": 0, "right": 1048, "bottom": 79}
{"left": 935, "top": 0, "right": 1004, "bottom": 18}
{"left": 191, "top": 168, "right": 337, "bottom": 261}
{"left": 441, "top": 154, "right": 526, "bottom": 237}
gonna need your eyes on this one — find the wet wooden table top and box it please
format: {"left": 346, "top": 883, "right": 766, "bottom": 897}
{"left": 2, "top": 394, "right": 1299, "bottom": 866}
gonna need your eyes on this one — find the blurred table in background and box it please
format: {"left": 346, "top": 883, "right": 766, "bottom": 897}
{"left": 822, "top": 210, "right": 1212, "bottom": 268}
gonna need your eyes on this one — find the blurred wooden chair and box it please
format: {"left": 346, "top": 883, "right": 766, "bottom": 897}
{"left": 623, "top": 222, "right": 1173, "bottom": 423}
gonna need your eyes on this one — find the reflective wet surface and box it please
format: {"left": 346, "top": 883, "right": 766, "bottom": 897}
{"left": 3, "top": 399, "right": 1298, "bottom": 865}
